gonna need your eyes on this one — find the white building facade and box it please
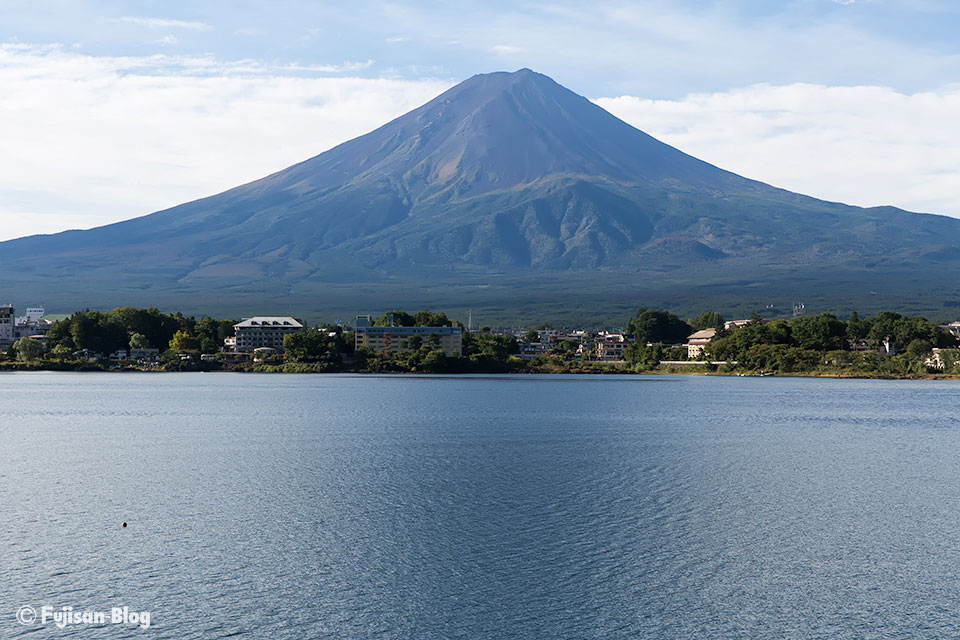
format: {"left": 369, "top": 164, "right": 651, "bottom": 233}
{"left": 233, "top": 317, "right": 303, "bottom": 353}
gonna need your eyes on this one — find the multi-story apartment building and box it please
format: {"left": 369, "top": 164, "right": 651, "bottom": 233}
{"left": 355, "top": 315, "right": 462, "bottom": 356}
{"left": 233, "top": 317, "right": 303, "bottom": 353}
{"left": 596, "top": 334, "right": 627, "bottom": 361}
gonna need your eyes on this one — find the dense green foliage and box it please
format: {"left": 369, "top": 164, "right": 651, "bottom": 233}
{"left": 691, "top": 311, "right": 725, "bottom": 331}
{"left": 283, "top": 326, "right": 349, "bottom": 367}
{"left": 689, "top": 311, "right": 958, "bottom": 376}
{"left": 43, "top": 307, "right": 237, "bottom": 356}
{"left": 13, "top": 337, "right": 44, "bottom": 361}
{"left": 706, "top": 311, "right": 953, "bottom": 364}
{"left": 351, "top": 329, "right": 521, "bottom": 374}
{"left": 373, "top": 309, "right": 455, "bottom": 327}
{"left": 626, "top": 308, "right": 692, "bottom": 345}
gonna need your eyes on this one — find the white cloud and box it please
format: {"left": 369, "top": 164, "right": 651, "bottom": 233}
{"left": 278, "top": 60, "right": 375, "bottom": 73}
{"left": 116, "top": 17, "right": 212, "bottom": 31}
{"left": 0, "top": 44, "right": 449, "bottom": 241}
{"left": 596, "top": 83, "right": 960, "bottom": 217}
{"left": 490, "top": 45, "right": 524, "bottom": 55}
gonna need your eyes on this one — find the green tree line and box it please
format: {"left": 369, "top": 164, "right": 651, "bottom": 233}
{"left": 43, "top": 307, "right": 236, "bottom": 355}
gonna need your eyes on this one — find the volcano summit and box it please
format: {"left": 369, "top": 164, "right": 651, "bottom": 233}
{"left": 3, "top": 69, "right": 960, "bottom": 322}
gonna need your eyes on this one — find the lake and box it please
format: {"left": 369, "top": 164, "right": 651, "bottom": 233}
{"left": 3, "top": 372, "right": 960, "bottom": 638}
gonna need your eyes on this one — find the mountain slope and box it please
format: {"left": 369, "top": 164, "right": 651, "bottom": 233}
{"left": 2, "top": 68, "right": 960, "bottom": 322}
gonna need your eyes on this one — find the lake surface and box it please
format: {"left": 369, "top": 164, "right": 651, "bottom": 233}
{"left": 4, "top": 372, "right": 960, "bottom": 638}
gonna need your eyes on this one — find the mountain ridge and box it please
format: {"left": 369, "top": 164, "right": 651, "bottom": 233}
{"left": 2, "top": 68, "right": 960, "bottom": 322}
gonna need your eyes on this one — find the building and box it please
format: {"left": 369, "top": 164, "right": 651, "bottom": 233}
{"left": 517, "top": 341, "right": 550, "bottom": 360}
{"left": 926, "top": 348, "right": 960, "bottom": 370}
{"left": 941, "top": 322, "right": 960, "bottom": 341}
{"left": 233, "top": 317, "right": 303, "bottom": 353}
{"left": 355, "top": 315, "right": 462, "bottom": 356}
{"left": 850, "top": 337, "right": 897, "bottom": 355}
{"left": 0, "top": 305, "right": 14, "bottom": 348}
{"left": 686, "top": 328, "right": 717, "bottom": 359}
{"left": 8, "top": 306, "right": 54, "bottom": 340}
{"left": 596, "top": 334, "right": 627, "bottom": 361}
{"left": 15, "top": 307, "right": 45, "bottom": 325}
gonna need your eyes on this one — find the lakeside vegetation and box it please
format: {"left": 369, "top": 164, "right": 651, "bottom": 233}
{"left": 3, "top": 305, "right": 960, "bottom": 379}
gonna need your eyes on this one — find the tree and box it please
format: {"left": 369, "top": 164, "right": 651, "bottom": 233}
{"left": 340, "top": 331, "right": 356, "bottom": 355}
{"left": 905, "top": 339, "right": 934, "bottom": 361}
{"left": 522, "top": 329, "right": 540, "bottom": 343}
{"left": 864, "top": 312, "right": 950, "bottom": 349}
{"left": 51, "top": 344, "right": 72, "bottom": 361}
{"left": 374, "top": 311, "right": 413, "bottom": 327}
{"left": 283, "top": 328, "right": 342, "bottom": 363}
{"left": 790, "top": 314, "right": 847, "bottom": 352}
{"left": 129, "top": 333, "right": 151, "bottom": 350}
{"left": 412, "top": 308, "right": 453, "bottom": 327}
{"left": 707, "top": 321, "right": 791, "bottom": 362}
{"left": 627, "top": 308, "right": 692, "bottom": 345}
{"left": 218, "top": 319, "right": 236, "bottom": 342}
{"left": 67, "top": 310, "right": 127, "bottom": 355}
{"left": 403, "top": 335, "right": 424, "bottom": 351}
{"left": 45, "top": 320, "right": 75, "bottom": 350}
{"left": 169, "top": 330, "right": 198, "bottom": 352}
{"left": 550, "top": 340, "right": 579, "bottom": 360}
{"left": 741, "top": 344, "right": 818, "bottom": 372}
{"left": 846, "top": 311, "right": 867, "bottom": 342}
{"left": 626, "top": 342, "right": 663, "bottom": 366}
{"left": 194, "top": 317, "right": 221, "bottom": 353}
{"left": 13, "top": 338, "right": 45, "bottom": 361}
{"left": 691, "top": 311, "right": 725, "bottom": 331}
{"left": 108, "top": 307, "right": 180, "bottom": 351}
{"left": 461, "top": 332, "right": 518, "bottom": 363}
{"left": 420, "top": 349, "right": 448, "bottom": 372}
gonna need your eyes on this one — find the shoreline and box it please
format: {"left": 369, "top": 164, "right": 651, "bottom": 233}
{"left": 2, "top": 361, "right": 958, "bottom": 381}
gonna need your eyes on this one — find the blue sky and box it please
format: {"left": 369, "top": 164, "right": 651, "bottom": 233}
{"left": 2, "top": 0, "right": 960, "bottom": 239}
{"left": 6, "top": 0, "right": 960, "bottom": 96}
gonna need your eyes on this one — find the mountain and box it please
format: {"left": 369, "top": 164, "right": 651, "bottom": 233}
{"left": 3, "top": 68, "right": 960, "bottom": 323}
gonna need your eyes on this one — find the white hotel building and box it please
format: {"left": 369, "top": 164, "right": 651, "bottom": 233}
{"left": 233, "top": 317, "right": 303, "bottom": 353}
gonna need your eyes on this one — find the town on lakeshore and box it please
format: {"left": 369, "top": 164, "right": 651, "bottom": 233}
{"left": 3, "top": 302, "right": 960, "bottom": 377}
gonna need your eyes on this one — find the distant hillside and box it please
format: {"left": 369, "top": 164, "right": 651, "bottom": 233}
{"left": 2, "top": 68, "right": 960, "bottom": 324}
